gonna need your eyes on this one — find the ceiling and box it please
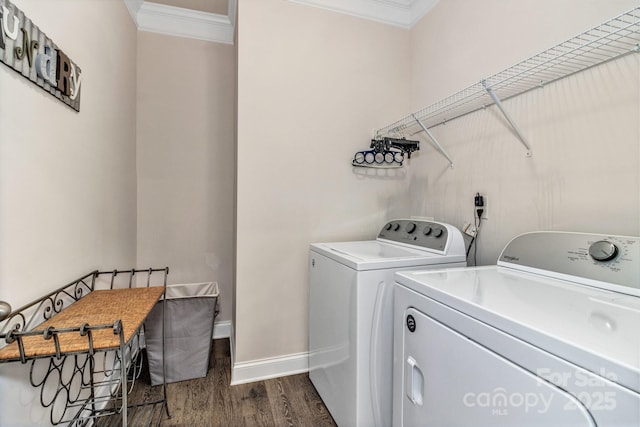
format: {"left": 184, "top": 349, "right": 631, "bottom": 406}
{"left": 124, "top": 0, "right": 439, "bottom": 44}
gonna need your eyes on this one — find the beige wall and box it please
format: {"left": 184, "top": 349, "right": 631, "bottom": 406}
{"left": 0, "top": 0, "right": 137, "bottom": 424}
{"left": 235, "top": 0, "right": 412, "bottom": 364}
{"left": 0, "top": 0, "right": 138, "bottom": 313}
{"left": 407, "top": 0, "right": 640, "bottom": 265}
{"left": 136, "top": 32, "right": 235, "bottom": 323}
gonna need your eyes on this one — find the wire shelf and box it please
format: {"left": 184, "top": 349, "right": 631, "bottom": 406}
{"left": 375, "top": 6, "right": 640, "bottom": 138}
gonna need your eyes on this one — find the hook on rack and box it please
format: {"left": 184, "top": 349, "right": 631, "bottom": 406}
{"left": 352, "top": 137, "right": 420, "bottom": 168}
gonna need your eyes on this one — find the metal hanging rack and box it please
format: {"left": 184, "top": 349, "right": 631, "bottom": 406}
{"left": 374, "top": 6, "right": 640, "bottom": 167}
{"left": 352, "top": 137, "right": 420, "bottom": 168}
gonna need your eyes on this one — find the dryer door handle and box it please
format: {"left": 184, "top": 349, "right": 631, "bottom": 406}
{"left": 406, "top": 356, "right": 424, "bottom": 406}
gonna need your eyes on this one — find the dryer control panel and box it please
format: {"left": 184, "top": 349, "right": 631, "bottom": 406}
{"left": 498, "top": 231, "right": 640, "bottom": 296}
{"left": 377, "top": 219, "right": 453, "bottom": 252}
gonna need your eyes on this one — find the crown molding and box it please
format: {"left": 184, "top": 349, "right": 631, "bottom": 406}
{"left": 124, "top": 0, "right": 144, "bottom": 24}
{"left": 287, "top": 0, "right": 439, "bottom": 29}
{"left": 124, "top": 0, "right": 236, "bottom": 45}
{"left": 123, "top": 0, "right": 432, "bottom": 43}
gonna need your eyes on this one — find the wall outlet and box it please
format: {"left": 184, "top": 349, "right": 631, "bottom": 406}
{"left": 475, "top": 196, "right": 488, "bottom": 220}
{"left": 463, "top": 222, "right": 477, "bottom": 237}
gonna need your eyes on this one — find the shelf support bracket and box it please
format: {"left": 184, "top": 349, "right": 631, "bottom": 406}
{"left": 482, "top": 80, "right": 532, "bottom": 157}
{"left": 412, "top": 114, "right": 454, "bottom": 168}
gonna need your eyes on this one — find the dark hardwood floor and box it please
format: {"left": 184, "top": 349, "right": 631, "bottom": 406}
{"left": 129, "top": 338, "right": 337, "bottom": 427}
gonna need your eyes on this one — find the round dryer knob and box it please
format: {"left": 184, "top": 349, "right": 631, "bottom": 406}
{"left": 385, "top": 223, "right": 393, "bottom": 231}
{"left": 588, "top": 240, "right": 618, "bottom": 262}
{"left": 423, "top": 226, "right": 432, "bottom": 236}
{"left": 406, "top": 222, "right": 417, "bottom": 234}
{"left": 433, "top": 228, "right": 444, "bottom": 238}
{"left": 393, "top": 223, "right": 400, "bottom": 231}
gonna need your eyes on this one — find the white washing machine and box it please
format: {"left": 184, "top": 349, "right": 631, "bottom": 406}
{"left": 309, "top": 219, "right": 467, "bottom": 427}
{"left": 393, "top": 231, "right": 640, "bottom": 427}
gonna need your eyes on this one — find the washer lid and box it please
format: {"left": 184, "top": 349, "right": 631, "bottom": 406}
{"left": 395, "top": 266, "right": 640, "bottom": 393}
{"left": 310, "top": 240, "right": 465, "bottom": 271}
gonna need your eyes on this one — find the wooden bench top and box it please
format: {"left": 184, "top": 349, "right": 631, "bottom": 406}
{"left": 0, "top": 286, "right": 165, "bottom": 362}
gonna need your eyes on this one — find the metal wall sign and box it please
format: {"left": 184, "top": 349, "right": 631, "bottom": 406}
{"left": 0, "top": 0, "right": 82, "bottom": 111}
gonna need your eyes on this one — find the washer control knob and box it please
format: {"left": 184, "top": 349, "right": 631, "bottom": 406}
{"left": 423, "top": 226, "right": 432, "bottom": 236}
{"left": 433, "top": 228, "right": 444, "bottom": 238}
{"left": 589, "top": 240, "right": 618, "bottom": 262}
{"left": 393, "top": 223, "right": 400, "bottom": 231}
{"left": 385, "top": 223, "right": 393, "bottom": 231}
{"left": 406, "top": 222, "right": 417, "bottom": 234}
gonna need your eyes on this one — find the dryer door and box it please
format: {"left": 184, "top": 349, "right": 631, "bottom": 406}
{"left": 397, "top": 308, "right": 595, "bottom": 427}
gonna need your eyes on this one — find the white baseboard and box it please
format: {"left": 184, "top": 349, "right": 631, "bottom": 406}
{"left": 212, "top": 321, "right": 309, "bottom": 386}
{"left": 230, "top": 351, "right": 309, "bottom": 386}
{"left": 213, "top": 320, "right": 232, "bottom": 339}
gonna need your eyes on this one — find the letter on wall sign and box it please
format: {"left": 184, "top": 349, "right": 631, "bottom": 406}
{"left": 35, "top": 45, "right": 57, "bottom": 86}
{"left": 56, "top": 49, "right": 71, "bottom": 96}
{"left": 15, "top": 28, "right": 38, "bottom": 67}
{"left": 69, "top": 62, "right": 82, "bottom": 101}
{"left": 2, "top": 5, "right": 18, "bottom": 40}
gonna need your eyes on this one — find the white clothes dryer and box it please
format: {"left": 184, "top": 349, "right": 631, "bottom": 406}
{"left": 309, "top": 219, "right": 467, "bottom": 427}
{"left": 393, "top": 231, "right": 640, "bottom": 427}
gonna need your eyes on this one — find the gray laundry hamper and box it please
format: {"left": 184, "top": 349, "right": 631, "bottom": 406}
{"left": 144, "top": 282, "right": 219, "bottom": 385}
